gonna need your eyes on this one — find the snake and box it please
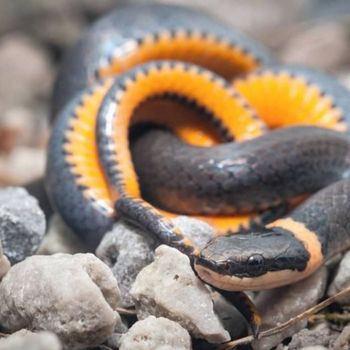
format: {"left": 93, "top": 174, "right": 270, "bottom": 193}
{"left": 46, "top": 3, "right": 350, "bottom": 335}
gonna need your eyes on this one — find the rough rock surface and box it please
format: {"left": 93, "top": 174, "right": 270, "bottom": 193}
{"left": 0, "top": 253, "right": 121, "bottom": 350}
{"left": 0, "top": 241, "right": 11, "bottom": 280}
{"left": 96, "top": 217, "right": 213, "bottom": 307}
{"left": 253, "top": 267, "right": 328, "bottom": 350}
{"left": 119, "top": 316, "right": 192, "bottom": 350}
{"left": 0, "top": 329, "right": 62, "bottom": 350}
{"left": 0, "top": 187, "right": 46, "bottom": 264}
{"left": 105, "top": 313, "right": 129, "bottom": 350}
{"left": 285, "top": 323, "right": 335, "bottom": 350}
{"left": 38, "top": 214, "right": 89, "bottom": 255}
{"left": 332, "top": 324, "right": 350, "bottom": 350}
{"left": 171, "top": 216, "right": 214, "bottom": 250}
{"left": 96, "top": 221, "right": 157, "bottom": 307}
{"left": 328, "top": 251, "right": 350, "bottom": 304}
{"left": 131, "top": 245, "right": 230, "bottom": 343}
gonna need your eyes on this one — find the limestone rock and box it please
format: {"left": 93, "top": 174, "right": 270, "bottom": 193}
{"left": 131, "top": 245, "right": 230, "bottom": 344}
{"left": 253, "top": 267, "right": 328, "bottom": 350}
{"left": 0, "top": 253, "right": 121, "bottom": 349}
{"left": 0, "top": 187, "right": 45, "bottom": 264}
{"left": 119, "top": 316, "right": 192, "bottom": 350}
{"left": 0, "top": 329, "right": 62, "bottom": 350}
{"left": 96, "top": 221, "right": 157, "bottom": 307}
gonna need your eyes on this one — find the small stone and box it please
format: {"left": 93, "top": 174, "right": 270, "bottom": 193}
{"left": 212, "top": 292, "right": 247, "bottom": 339}
{"left": 0, "top": 34, "right": 53, "bottom": 113}
{"left": 0, "top": 329, "right": 62, "bottom": 350}
{"left": 252, "top": 267, "right": 328, "bottom": 350}
{"left": 332, "top": 324, "right": 350, "bottom": 350}
{"left": 280, "top": 22, "right": 349, "bottom": 70}
{"left": 0, "top": 187, "right": 46, "bottom": 264}
{"left": 119, "top": 316, "right": 192, "bottom": 350}
{"left": 38, "top": 214, "right": 89, "bottom": 255}
{"left": 0, "top": 241, "right": 10, "bottom": 280}
{"left": 105, "top": 313, "right": 129, "bottom": 350}
{"left": 172, "top": 216, "right": 214, "bottom": 250}
{"left": 299, "top": 347, "right": 328, "bottom": 350}
{"left": 0, "top": 147, "right": 46, "bottom": 186}
{"left": 0, "top": 253, "right": 121, "bottom": 350}
{"left": 286, "top": 323, "right": 334, "bottom": 350}
{"left": 328, "top": 251, "right": 350, "bottom": 304}
{"left": 96, "top": 221, "right": 157, "bottom": 307}
{"left": 131, "top": 245, "right": 230, "bottom": 344}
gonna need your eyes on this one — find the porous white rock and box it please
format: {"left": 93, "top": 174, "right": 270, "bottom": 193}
{"left": 328, "top": 251, "right": 350, "bottom": 304}
{"left": 119, "top": 316, "right": 192, "bottom": 350}
{"left": 131, "top": 245, "right": 230, "bottom": 343}
{"left": 0, "top": 329, "right": 62, "bottom": 350}
{"left": 0, "top": 253, "right": 121, "bottom": 349}
{"left": 253, "top": 267, "right": 328, "bottom": 350}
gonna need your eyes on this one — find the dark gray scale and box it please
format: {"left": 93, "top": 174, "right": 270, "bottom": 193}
{"left": 290, "top": 179, "right": 350, "bottom": 259}
{"left": 46, "top": 85, "right": 115, "bottom": 248}
{"left": 131, "top": 125, "right": 350, "bottom": 215}
{"left": 51, "top": 3, "right": 274, "bottom": 118}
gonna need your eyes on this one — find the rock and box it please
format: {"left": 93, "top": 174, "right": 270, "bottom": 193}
{"left": 105, "top": 313, "right": 129, "bottom": 350}
{"left": 211, "top": 292, "right": 247, "bottom": 339}
{"left": 286, "top": 323, "right": 334, "bottom": 350}
{"left": 0, "top": 241, "right": 10, "bottom": 280}
{"left": 0, "top": 329, "right": 62, "bottom": 350}
{"left": 119, "top": 316, "right": 192, "bottom": 350}
{"left": 0, "top": 34, "right": 53, "bottom": 113}
{"left": 25, "top": 178, "right": 53, "bottom": 218}
{"left": 96, "top": 217, "right": 213, "bottom": 308}
{"left": 252, "top": 267, "right": 328, "bottom": 350}
{"left": 0, "top": 253, "right": 121, "bottom": 350}
{"left": 131, "top": 245, "right": 230, "bottom": 344}
{"left": 96, "top": 221, "right": 157, "bottom": 307}
{"left": 299, "top": 347, "right": 328, "bottom": 350}
{"left": 280, "top": 22, "right": 349, "bottom": 70}
{"left": 172, "top": 216, "right": 214, "bottom": 250}
{"left": 332, "top": 324, "right": 350, "bottom": 350}
{"left": 38, "top": 214, "right": 89, "bottom": 255}
{"left": 0, "top": 147, "right": 46, "bottom": 186}
{"left": 0, "top": 187, "right": 46, "bottom": 264}
{"left": 328, "top": 251, "right": 350, "bottom": 304}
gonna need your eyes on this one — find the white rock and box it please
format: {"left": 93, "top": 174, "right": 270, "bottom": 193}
{"left": 119, "top": 316, "right": 192, "bottom": 350}
{"left": 38, "top": 214, "right": 89, "bottom": 255}
{"left": 0, "top": 329, "right": 62, "bottom": 350}
{"left": 0, "top": 253, "right": 121, "bottom": 349}
{"left": 328, "top": 251, "right": 350, "bottom": 304}
{"left": 131, "top": 245, "right": 230, "bottom": 344}
{"left": 253, "top": 267, "right": 328, "bottom": 350}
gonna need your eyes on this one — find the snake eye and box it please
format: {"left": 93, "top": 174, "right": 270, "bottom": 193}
{"left": 247, "top": 254, "right": 264, "bottom": 268}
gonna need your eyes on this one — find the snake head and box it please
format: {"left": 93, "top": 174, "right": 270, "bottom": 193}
{"left": 194, "top": 227, "right": 312, "bottom": 291}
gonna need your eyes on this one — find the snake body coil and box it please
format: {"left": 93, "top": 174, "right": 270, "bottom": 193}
{"left": 47, "top": 4, "right": 350, "bottom": 330}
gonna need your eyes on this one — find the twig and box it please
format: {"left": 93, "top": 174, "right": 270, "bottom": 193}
{"left": 218, "top": 285, "right": 350, "bottom": 350}
{"left": 309, "top": 312, "right": 350, "bottom": 323}
{"left": 116, "top": 307, "right": 137, "bottom": 316}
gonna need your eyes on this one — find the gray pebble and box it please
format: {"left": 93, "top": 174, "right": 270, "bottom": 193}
{"left": 0, "top": 329, "right": 62, "bottom": 350}
{"left": 0, "top": 253, "right": 121, "bottom": 350}
{"left": 131, "top": 245, "right": 230, "bottom": 344}
{"left": 0, "top": 187, "right": 46, "bottom": 264}
{"left": 172, "top": 216, "right": 214, "bottom": 250}
{"left": 119, "top": 316, "right": 192, "bottom": 350}
{"left": 0, "top": 241, "right": 10, "bottom": 280}
{"left": 286, "top": 323, "right": 335, "bottom": 350}
{"left": 253, "top": 267, "right": 328, "bottom": 350}
{"left": 328, "top": 251, "right": 350, "bottom": 304}
{"left": 332, "top": 324, "right": 350, "bottom": 350}
{"left": 96, "top": 221, "right": 157, "bottom": 307}
{"left": 38, "top": 214, "right": 89, "bottom": 255}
